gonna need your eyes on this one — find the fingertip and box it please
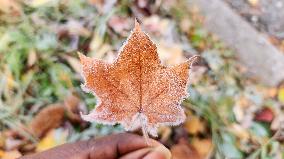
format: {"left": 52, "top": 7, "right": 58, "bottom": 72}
{"left": 142, "top": 152, "right": 168, "bottom": 159}
{"left": 119, "top": 148, "right": 152, "bottom": 159}
{"left": 115, "top": 133, "right": 160, "bottom": 153}
{"left": 143, "top": 145, "right": 171, "bottom": 159}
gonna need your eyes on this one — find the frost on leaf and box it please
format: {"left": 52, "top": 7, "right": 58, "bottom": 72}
{"left": 79, "top": 20, "right": 198, "bottom": 137}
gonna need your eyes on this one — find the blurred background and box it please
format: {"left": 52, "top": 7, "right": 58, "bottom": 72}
{"left": 0, "top": 0, "right": 284, "bottom": 158}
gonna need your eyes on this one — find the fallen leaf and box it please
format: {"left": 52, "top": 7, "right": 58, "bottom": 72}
{"left": 228, "top": 124, "right": 250, "bottom": 140}
{"left": 3, "top": 66, "right": 16, "bottom": 90}
{"left": 64, "top": 94, "right": 83, "bottom": 123}
{"left": 264, "top": 87, "right": 277, "bottom": 98}
{"left": 0, "top": 0, "right": 22, "bottom": 16}
{"left": 62, "top": 55, "right": 82, "bottom": 74}
{"left": 157, "top": 41, "right": 186, "bottom": 65}
{"left": 184, "top": 116, "right": 205, "bottom": 135}
{"left": 192, "top": 138, "right": 213, "bottom": 158}
{"left": 0, "top": 133, "right": 5, "bottom": 149}
{"left": 21, "top": 143, "right": 36, "bottom": 154}
{"left": 79, "top": 21, "right": 199, "bottom": 137}
{"left": 36, "top": 129, "right": 68, "bottom": 152}
{"left": 254, "top": 107, "right": 274, "bottom": 123}
{"left": 89, "top": 32, "right": 112, "bottom": 60}
{"left": 66, "top": 20, "right": 91, "bottom": 37}
{"left": 64, "top": 94, "right": 80, "bottom": 113}
{"left": 233, "top": 95, "right": 250, "bottom": 122}
{"left": 171, "top": 139, "right": 201, "bottom": 159}
{"left": 1, "top": 150, "right": 21, "bottom": 159}
{"left": 271, "top": 115, "right": 284, "bottom": 131}
{"left": 0, "top": 150, "right": 4, "bottom": 158}
{"left": 29, "top": 104, "right": 65, "bottom": 138}
{"left": 28, "top": 50, "right": 37, "bottom": 67}
{"left": 247, "top": 0, "right": 259, "bottom": 7}
{"left": 233, "top": 105, "right": 245, "bottom": 123}
{"left": 277, "top": 87, "right": 284, "bottom": 104}
{"left": 28, "top": 0, "right": 55, "bottom": 7}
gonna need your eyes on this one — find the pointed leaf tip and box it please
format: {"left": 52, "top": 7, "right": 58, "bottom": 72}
{"left": 134, "top": 18, "right": 141, "bottom": 32}
{"left": 78, "top": 52, "right": 87, "bottom": 62}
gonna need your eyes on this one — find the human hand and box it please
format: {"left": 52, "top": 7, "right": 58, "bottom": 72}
{"left": 19, "top": 133, "right": 171, "bottom": 159}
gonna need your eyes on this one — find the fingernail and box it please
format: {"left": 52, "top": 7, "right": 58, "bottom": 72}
{"left": 143, "top": 145, "right": 171, "bottom": 159}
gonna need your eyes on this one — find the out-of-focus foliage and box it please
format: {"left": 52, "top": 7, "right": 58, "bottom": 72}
{"left": 0, "top": 0, "right": 283, "bottom": 158}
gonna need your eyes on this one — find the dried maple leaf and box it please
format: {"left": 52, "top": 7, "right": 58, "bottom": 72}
{"left": 79, "top": 20, "right": 198, "bottom": 137}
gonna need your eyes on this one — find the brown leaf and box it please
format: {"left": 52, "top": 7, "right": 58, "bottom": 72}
{"left": 64, "top": 94, "right": 80, "bottom": 113}
{"left": 1, "top": 150, "right": 21, "bottom": 159}
{"left": 79, "top": 20, "right": 199, "bottom": 137}
{"left": 64, "top": 94, "right": 84, "bottom": 123}
{"left": 29, "top": 104, "right": 65, "bottom": 138}
{"left": 191, "top": 138, "right": 213, "bottom": 158}
{"left": 0, "top": 0, "right": 22, "bottom": 16}
{"left": 171, "top": 139, "right": 201, "bottom": 159}
{"left": 0, "top": 150, "right": 4, "bottom": 158}
{"left": 0, "top": 133, "right": 5, "bottom": 149}
{"left": 264, "top": 87, "right": 277, "bottom": 98}
{"left": 184, "top": 116, "right": 205, "bottom": 135}
{"left": 21, "top": 143, "right": 36, "bottom": 154}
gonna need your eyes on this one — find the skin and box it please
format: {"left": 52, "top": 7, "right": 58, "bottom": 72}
{"left": 19, "top": 133, "right": 171, "bottom": 159}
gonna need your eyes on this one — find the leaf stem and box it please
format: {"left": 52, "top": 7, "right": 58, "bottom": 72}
{"left": 139, "top": 113, "right": 151, "bottom": 145}
{"left": 142, "top": 124, "right": 150, "bottom": 145}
